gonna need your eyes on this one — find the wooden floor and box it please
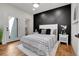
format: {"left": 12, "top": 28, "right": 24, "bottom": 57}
{"left": 0, "top": 41, "right": 75, "bottom": 56}
{"left": 56, "top": 43, "right": 75, "bottom": 56}
{"left": 0, "top": 41, "right": 26, "bottom": 56}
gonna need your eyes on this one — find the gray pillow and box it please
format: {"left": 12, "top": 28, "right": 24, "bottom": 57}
{"left": 41, "top": 29, "right": 46, "bottom": 34}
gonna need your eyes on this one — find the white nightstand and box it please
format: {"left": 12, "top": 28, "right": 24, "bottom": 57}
{"left": 59, "top": 34, "right": 68, "bottom": 46}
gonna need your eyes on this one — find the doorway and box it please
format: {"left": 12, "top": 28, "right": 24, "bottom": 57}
{"left": 8, "top": 16, "right": 18, "bottom": 41}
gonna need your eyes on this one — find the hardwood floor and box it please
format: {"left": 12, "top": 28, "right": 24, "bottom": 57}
{"left": 0, "top": 41, "right": 26, "bottom": 56}
{"left": 0, "top": 41, "right": 75, "bottom": 56}
{"left": 56, "top": 43, "right": 75, "bottom": 56}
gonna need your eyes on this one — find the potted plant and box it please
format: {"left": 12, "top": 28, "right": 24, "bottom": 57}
{"left": 0, "top": 27, "right": 3, "bottom": 44}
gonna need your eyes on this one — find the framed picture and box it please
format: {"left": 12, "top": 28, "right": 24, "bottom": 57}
{"left": 73, "top": 5, "right": 78, "bottom": 24}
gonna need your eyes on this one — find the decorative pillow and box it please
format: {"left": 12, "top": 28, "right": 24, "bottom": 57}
{"left": 35, "top": 29, "right": 38, "bottom": 32}
{"left": 41, "top": 29, "right": 46, "bottom": 34}
{"left": 38, "top": 29, "right": 41, "bottom": 34}
{"left": 46, "top": 29, "right": 51, "bottom": 34}
{"left": 53, "top": 29, "right": 57, "bottom": 35}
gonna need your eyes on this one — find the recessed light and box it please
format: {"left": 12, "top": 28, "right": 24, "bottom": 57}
{"left": 33, "top": 3, "right": 39, "bottom": 8}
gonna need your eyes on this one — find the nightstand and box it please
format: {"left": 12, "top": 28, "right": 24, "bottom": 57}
{"left": 59, "top": 34, "right": 68, "bottom": 46}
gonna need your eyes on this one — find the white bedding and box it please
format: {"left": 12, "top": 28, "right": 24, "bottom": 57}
{"left": 20, "top": 33, "right": 57, "bottom": 56}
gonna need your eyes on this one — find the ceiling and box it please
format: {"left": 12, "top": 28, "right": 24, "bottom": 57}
{"left": 10, "top": 3, "right": 69, "bottom": 14}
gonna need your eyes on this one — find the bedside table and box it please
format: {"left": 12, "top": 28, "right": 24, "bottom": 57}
{"left": 59, "top": 34, "right": 68, "bottom": 46}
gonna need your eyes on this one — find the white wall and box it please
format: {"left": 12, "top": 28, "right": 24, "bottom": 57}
{"left": 71, "top": 3, "right": 79, "bottom": 56}
{"left": 0, "top": 4, "right": 33, "bottom": 44}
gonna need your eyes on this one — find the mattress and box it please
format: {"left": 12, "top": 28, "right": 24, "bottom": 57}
{"left": 20, "top": 33, "right": 57, "bottom": 55}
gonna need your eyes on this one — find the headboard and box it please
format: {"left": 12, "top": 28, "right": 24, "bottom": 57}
{"left": 39, "top": 24, "right": 58, "bottom": 35}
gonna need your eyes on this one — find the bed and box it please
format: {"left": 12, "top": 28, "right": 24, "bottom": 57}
{"left": 20, "top": 24, "right": 58, "bottom": 56}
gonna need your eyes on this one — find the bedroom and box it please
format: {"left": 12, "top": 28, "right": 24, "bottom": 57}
{"left": 0, "top": 3, "right": 79, "bottom": 56}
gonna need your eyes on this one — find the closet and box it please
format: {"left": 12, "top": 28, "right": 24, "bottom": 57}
{"left": 71, "top": 3, "right": 79, "bottom": 56}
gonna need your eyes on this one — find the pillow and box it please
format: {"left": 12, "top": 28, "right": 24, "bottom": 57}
{"left": 53, "top": 29, "right": 57, "bottom": 35}
{"left": 35, "top": 29, "right": 38, "bottom": 32}
{"left": 33, "top": 32, "right": 38, "bottom": 34}
{"left": 38, "top": 29, "right": 41, "bottom": 34}
{"left": 41, "top": 29, "right": 46, "bottom": 34}
{"left": 46, "top": 29, "right": 51, "bottom": 34}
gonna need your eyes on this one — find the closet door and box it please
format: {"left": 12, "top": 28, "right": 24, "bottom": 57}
{"left": 71, "top": 4, "right": 79, "bottom": 56}
{"left": 76, "top": 4, "right": 79, "bottom": 56}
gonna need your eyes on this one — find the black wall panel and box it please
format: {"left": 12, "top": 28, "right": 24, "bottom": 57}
{"left": 34, "top": 4, "right": 71, "bottom": 44}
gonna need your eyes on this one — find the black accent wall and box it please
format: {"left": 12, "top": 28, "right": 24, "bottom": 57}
{"left": 34, "top": 4, "right": 71, "bottom": 44}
